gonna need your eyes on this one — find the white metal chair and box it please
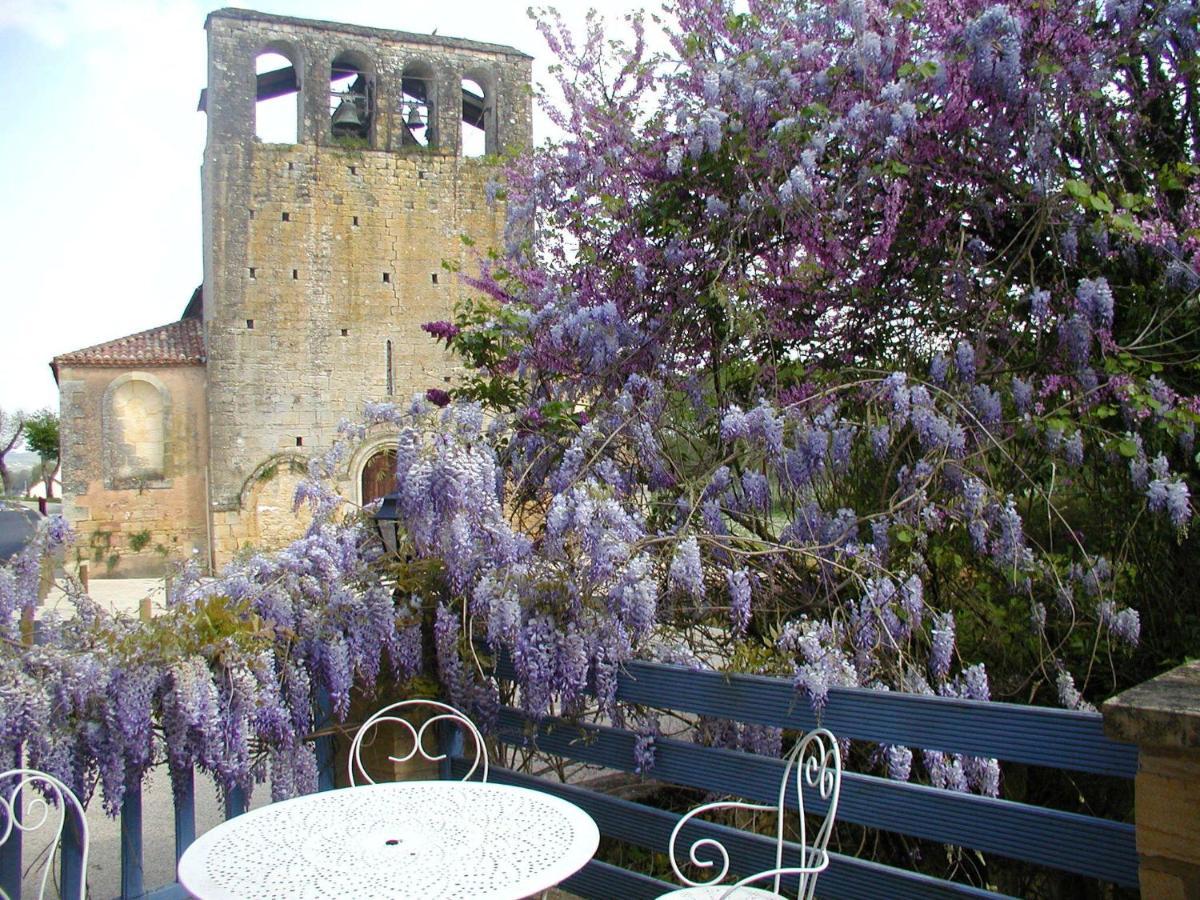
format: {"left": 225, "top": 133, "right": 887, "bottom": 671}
{"left": 658, "top": 729, "right": 842, "bottom": 900}
{"left": 0, "top": 768, "right": 90, "bottom": 900}
{"left": 348, "top": 699, "right": 489, "bottom": 785}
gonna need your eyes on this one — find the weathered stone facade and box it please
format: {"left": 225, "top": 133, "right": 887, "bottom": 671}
{"left": 55, "top": 341, "right": 210, "bottom": 576}
{"left": 53, "top": 9, "right": 532, "bottom": 574}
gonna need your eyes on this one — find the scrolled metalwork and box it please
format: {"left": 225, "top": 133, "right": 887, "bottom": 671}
{"left": 348, "top": 699, "right": 489, "bottom": 785}
{"left": 0, "top": 768, "right": 89, "bottom": 900}
{"left": 662, "top": 728, "right": 842, "bottom": 900}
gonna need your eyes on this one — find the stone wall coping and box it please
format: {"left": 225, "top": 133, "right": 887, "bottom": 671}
{"left": 206, "top": 7, "right": 534, "bottom": 59}
{"left": 1103, "top": 659, "right": 1200, "bottom": 750}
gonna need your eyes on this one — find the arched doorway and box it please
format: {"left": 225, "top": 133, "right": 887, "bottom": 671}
{"left": 361, "top": 449, "right": 397, "bottom": 505}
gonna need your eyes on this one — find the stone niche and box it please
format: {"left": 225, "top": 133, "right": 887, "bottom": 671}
{"left": 104, "top": 373, "right": 171, "bottom": 489}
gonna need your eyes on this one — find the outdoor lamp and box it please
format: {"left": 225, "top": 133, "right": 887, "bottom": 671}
{"left": 373, "top": 491, "right": 401, "bottom": 556}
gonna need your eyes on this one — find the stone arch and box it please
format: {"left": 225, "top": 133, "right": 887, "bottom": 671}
{"left": 254, "top": 40, "right": 303, "bottom": 143}
{"left": 102, "top": 372, "right": 171, "bottom": 489}
{"left": 350, "top": 434, "right": 399, "bottom": 507}
{"left": 400, "top": 58, "right": 438, "bottom": 149}
{"left": 239, "top": 453, "right": 312, "bottom": 551}
{"left": 329, "top": 47, "right": 377, "bottom": 147}
{"left": 461, "top": 65, "right": 497, "bottom": 156}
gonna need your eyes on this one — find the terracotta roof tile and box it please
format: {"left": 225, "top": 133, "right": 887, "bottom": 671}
{"left": 53, "top": 318, "right": 206, "bottom": 369}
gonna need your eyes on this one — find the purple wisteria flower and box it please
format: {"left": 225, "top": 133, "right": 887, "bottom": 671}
{"left": 422, "top": 320, "right": 461, "bottom": 344}
{"left": 954, "top": 340, "right": 976, "bottom": 383}
{"left": 1075, "top": 277, "right": 1114, "bottom": 330}
{"left": 963, "top": 6, "right": 1023, "bottom": 101}
{"left": 929, "top": 354, "right": 949, "bottom": 386}
{"left": 971, "top": 385, "right": 1002, "bottom": 426}
{"left": 1057, "top": 315, "right": 1092, "bottom": 369}
{"left": 727, "top": 569, "right": 752, "bottom": 635}
{"left": 1055, "top": 669, "right": 1096, "bottom": 712}
{"left": 1147, "top": 477, "right": 1191, "bottom": 531}
{"left": 669, "top": 536, "right": 705, "bottom": 599}
{"left": 870, "top": 424, "right": 891, "bottom": 460}
{"left": 1011, "top": 376, "right": 1032, "bottom": 415}
{"left": 886, "top": 744, "right": 913, "bottom": 781}
{"left": 1097, "top": 600, "right": 1141, "bottom": 647}
{"left": 930, "top": 612, "right": 956, "bottom": 682}
{"left": 1064, "top": 431, "right": 1084, "bottom": 468}
{"left": 720, "top": 405, "right": 749, "bottom": 441}
{"left": 1028, "top": 288, "right": 1051, "bottom": 323}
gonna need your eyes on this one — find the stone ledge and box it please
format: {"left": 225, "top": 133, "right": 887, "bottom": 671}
{"left": 1103, "top": 660, "right": 1200, "bottom": 749}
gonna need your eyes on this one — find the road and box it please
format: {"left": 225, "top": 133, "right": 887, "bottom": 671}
{"left": 0, "top": 501, "right": 39, "bottom": 562}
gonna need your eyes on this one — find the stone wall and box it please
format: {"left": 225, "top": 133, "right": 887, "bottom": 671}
{"left": 57, "top": 364, "right": 209, "bottom": 577}
{"left": 1104, "top": 661, "right": 1200, "bottom": 899}
{"left": 201, "top": 10, "right": 531, "bottom": 567}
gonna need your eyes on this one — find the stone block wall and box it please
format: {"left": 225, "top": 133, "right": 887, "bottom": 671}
{"left": 57, "top": 364, "right": 209, "bottom": 576}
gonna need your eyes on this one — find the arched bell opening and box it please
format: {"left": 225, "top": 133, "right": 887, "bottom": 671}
{"left": 401, "top": 60, "right": 437, "bottom": 149}
{"left": 329, "top": 50, "right": 376, "bottom": 148}
{"left": 255, "top": 47, "right": 300, "bottom": 143}
{"left": 460, "top": 74, "right": 491, "bottom": 158}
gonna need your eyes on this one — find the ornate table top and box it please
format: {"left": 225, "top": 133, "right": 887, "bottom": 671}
{"left": 177, "top": 780, "right": 600, "bottom": 900}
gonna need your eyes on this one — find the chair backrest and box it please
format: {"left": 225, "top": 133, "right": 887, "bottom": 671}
{"left": 347, "top": 699, "right": 488, "bottom": 786}
{"left": 666, "top": 727, "right": 841, "bottom": 900}
{"left": 0, "top": 768, "right": 89, "bottom": 900}
{"left": 773, "top": 727, "right": 842, "bottom": 900}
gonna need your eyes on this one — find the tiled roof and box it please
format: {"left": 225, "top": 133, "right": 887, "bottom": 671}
{"left": 53, "top": 318, "right": 206, "bottom": 370}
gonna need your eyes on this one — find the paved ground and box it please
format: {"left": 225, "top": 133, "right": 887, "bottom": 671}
{"left": 20, "top": 768, "right": 275, "bottom": 900}
{"left": 38, "top": 576, "right": 170, "bottom": 620}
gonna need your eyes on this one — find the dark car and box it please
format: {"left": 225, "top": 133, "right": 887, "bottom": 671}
{"left": 0, "top": 501, "right": 40, "bottom": 563}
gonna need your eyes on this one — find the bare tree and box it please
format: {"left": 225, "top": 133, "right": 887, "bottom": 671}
{"left": 0, "top": 407, "right": 25, "bottom": 496}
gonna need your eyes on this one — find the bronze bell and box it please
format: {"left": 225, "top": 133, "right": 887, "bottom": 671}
{"left": 406, "top": 104, "right": 426, "bottom": 132}
{"left": 331, "top": 98, "right": 363, "bottom": 134}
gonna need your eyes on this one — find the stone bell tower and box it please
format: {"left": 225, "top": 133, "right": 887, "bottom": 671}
{"left": 199, "top": 8, "right": 531, "bottom": 565}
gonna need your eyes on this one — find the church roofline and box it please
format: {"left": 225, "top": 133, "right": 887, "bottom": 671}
{"left": 51, "top": 318, "right": 206, "bottom": 383}
{"left": 205, "top": 8, "right": 534, "bottom": 59}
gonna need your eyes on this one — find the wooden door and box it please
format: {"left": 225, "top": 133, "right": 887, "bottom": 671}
{"left": 361, "top": 450, "right": 397, "bottom": 505}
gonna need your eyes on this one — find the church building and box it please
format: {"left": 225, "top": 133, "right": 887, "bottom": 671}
{"left": 51, "top": 9, "right": 532, "bottom": 575}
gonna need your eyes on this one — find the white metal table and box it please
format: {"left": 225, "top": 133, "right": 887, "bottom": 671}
{"left": 177, "top": 780, "right": 600, "bottom": 899}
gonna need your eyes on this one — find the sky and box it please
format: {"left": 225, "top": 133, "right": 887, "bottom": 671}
{"left": 0, "top": 0, "right": 665, "bottom": 415}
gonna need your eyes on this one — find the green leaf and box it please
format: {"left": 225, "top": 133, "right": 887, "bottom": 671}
{"left": 1064, "top": 179, "right": 1091, "bottom": 200}
{"left": 1117, "top": 439, "right": 1139, "bottom": 458}
{"left": 1089, "top": 192, "right": 1114, "bottom": 213}
{"left": 1118, "top": 192, "right": 1145, "bottom": 211}
{"left": 1109, "top": 212, "right": 1143, "bottom": 239}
